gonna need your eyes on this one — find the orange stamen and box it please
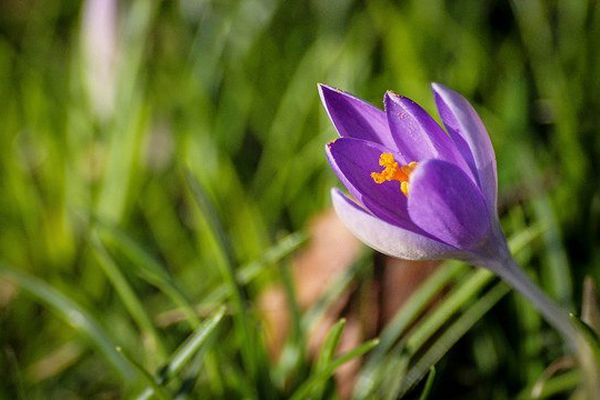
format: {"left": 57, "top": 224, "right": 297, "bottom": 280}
{"left": 370, "top": 153, "right": 418, "bottom": 196}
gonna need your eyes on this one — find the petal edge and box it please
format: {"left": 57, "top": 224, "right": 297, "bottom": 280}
{"left": 318, "top": 84, "right": 397, "bottom": 149}
{"left": 431, "top": 83, "right": 498, "bottom": 212}
{"left": 408, "top": 159, "right": 492, "bottom": 250}
{"left": 331, "top": 188, "right": 459, "bottom": 260}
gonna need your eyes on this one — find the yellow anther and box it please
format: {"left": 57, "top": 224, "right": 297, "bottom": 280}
{"left": 370, "top": 152, "right": 418, "bottom": 196}
{"left": 400, "top": 181, "right": 409, "bottom": 196}
{"left": 379, "top": 152, "right": 395, "bottom": 166}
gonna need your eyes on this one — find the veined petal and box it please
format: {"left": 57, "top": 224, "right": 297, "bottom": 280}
{"left": 331, "top": 188, "right": 459, "bottom": 260}
{"left": 432, "top": 83, "right": 498, "bottom": 212}
{"left": 408, "top": 159, "right": 492, "bottom": 250}
{"left": 384, "top": 92, "right": 468, "bottom": 174}
{"left": 318, "top": 84, "right": 397, "bottom": 150}
{"left": 326, "top": 138, "right": 413, "bottom": 228}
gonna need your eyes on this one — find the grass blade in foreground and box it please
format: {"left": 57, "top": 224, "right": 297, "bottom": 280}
{"left": 185, "top": 170, "right": 271, "bottom": 393}
{"left": 96, "top": 223, "right": 200, "bottom": 327}
{"left": 356, "top": 225, "right": 546, "bottom": 398}
{"left": 289, "top": 338, "right": 379, "bottom": 400}
{"left": 136, "top": 306, "right": 225, "bottom": 400}
{"left": 399, "top": 282, "right": 510, "bottom": 397}
{"left": 90, "top": 232, "right": 165, "bottom": 360}
{"left": 418, "top": 366, "right": 437, "bottom": 400}
{"left": 0, "top": 263, "right": 134, "bottom": 380}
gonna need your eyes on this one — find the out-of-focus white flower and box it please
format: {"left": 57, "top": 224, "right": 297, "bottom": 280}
{"left": 81, "top": 0, "right": 118, "bottom": 121}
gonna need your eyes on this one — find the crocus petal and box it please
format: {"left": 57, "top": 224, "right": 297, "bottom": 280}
{"left": 326, "top": 138, "right": 414, "bottom": 228}
{"left": 318, "top": 84, "right": 397, "bottom": 150}
{"left": 384, "top": 92, "right": 469, "bottom": 175}
{"left": 432, "top": 83, "right": 498, "bottom": 212}
{"left": 408, "top": 159, "right": 491, "bottom": 250}
{"left": 331, "top": 188, "right": 458, "bottom": 260}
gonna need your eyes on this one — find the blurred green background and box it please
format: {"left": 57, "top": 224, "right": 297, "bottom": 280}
{"left": 1, "top": 0, "right": 600, "bottom": 398}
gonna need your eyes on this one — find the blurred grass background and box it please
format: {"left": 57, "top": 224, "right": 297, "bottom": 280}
{"left": 1, "top": 0, "right": 599, "bottom": 398}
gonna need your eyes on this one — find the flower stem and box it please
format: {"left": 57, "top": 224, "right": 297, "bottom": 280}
{"left": 487, "top": 255, "right": 578, "bottom": 346}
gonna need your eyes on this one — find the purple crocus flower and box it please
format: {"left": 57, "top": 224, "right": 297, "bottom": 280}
{"left": 319, "top": 83, "right": 576, "bottom": 342}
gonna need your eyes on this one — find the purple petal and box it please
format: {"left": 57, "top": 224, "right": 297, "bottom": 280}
{"left": 408, "top": 159, "right": 492, "bottom": 250}
{"left": 384, "top": 92, "right": 468, "bottom": 173}
{"left": 318, "top": 84, "right": 397, "bottom": 150}
{"left": 326, "top": 138, "right": 413, "bottom": 228}
{"left": 432, "top": 83, "right": 498, "bottom": 212}
{"left": 331, "top": 188, "right": 458, "bottom": 260}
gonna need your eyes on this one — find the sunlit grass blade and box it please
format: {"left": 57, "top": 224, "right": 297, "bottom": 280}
{"left": 418, "top": 366, "right": 436, "bottom": 400}
{"left": 199, "top": 231, "right": 307, "bottom": 307}
{"left": 399, "top": 283, "right": 510, "bottom": 397}
{"left": 378, "top": 262, "right": 464, "bottom": 354}
{"left": 275, "top": 253, "right": 370, "bottom": 384}
{"left": 310, "top": 318, "right": 347, "bottom": 397}
{"left": 369, "top": 269, "right": 499, "bottom": 399}
{"left": 136, "top": 306, "right": 226, "bottom": 400}
{"left": 405, "top": 269, "right": 496, "bottom": 355}
{"left": 161, "top": 307, "right": 226, "bottom": 382}
{"left": 185, "top": 169, "right": 280, "bottom": 398}
{"left": 315, "top": 319, "right": 347, "bottom": 372}
{"left": 380, "top": 349, "right": 410, "bottom": 400}
{"left": 0, "top": 263, "right": 135, "bottom": 380}
{"left": 117, "top": 347, "right": 171, "bottom": 400}
{"left": 96, "top": 222, "right": 200, "bottom": 327}
{"left": 354, "top": 259, "right": 464, "bottom": 392}
{"left": 518, "top": 369, "right": 581, "bottom": 400}
{"left": 569, "top": 314, "right": 600, "bottom": 360}
{"left": 568, "top": 313, "right": 600, "bottom": 397}
{"left": 353, "top": 261, "right": 465, "bottom": 398}
{"left": 582, "top": 277, "right": 600, "bottom": 334}
{"left": 237, "top": 231, "right": 307, "bottom": 284}
{"left": 289, "top": 338, "right": 379, "bottom": 400}
{"left": 156, "top": 231, "right": 307, "bottom": 327}
{"left": 90, "top": 231, "right": 165, "bottom": 361}
{"left": 184, "top": 169, "right": 238, "bottom": 272}
{"left": 278, "top": 260, "right": 306, "bottom": 379}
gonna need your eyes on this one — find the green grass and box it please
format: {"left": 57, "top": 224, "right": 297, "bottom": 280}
{"left": 1, "top": 0, "right": 600, "bottom": 398}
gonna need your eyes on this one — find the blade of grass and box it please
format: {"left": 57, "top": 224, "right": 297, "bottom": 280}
{"left": 380, "top": 349, "right": 411, "bottom": 400}
{"left": 136, "top": 307, "right": 225, "bottom": 400}
{"left": 289, "top": 338, "right": 379, "bottom": 400}
{"left": 199, "top": 231, "right": 307, "bottom": 308}
{"left": 354, "top": 261, "right": 465, "bottom": 398}
{"left": 237, "top": 232, "right": 307, "bottom": 284}
{"left": 117, "top": 347, "right": 171, "bottom": 400}
{"left": 315, "top": 319, "right": 347, "bottom": 372}
{"left": 185, "top": 169, "right": 279, "bottom": 398}
{"left": 418, "top": 366, "right": 436, "bottom": 400}
{"left": 399, "top": 283, "right": 511, "bottom": 397}
{"left": 163, "top": 307, "right": 226, "bottom": 381}
{"left": 155, "top": 231, "right": 307, "bottom": 327}
{"left": 278, "top": 251, "right": 369, "bottom": 385}
{"left": 568, "top": 313, "right": 600, "bottom": 397}
{"left": 96, "top": 222, "right": 200, "bottom": 327}
{"left": 279, "top": 259, "right": 306, "bottom": 374}
{"left": 405, "top": 268, "right": 495, "bottom": 355}
{"left": 311, "top": 318, "right": 347, "bottom": 397}
{"left": 0, "top": 263, "right": 135, "bottom": 380}
{"left": 518, "top": 369, "right": 581, "bottom": 399}
{"left": 90, "top": 231, "right": 165, "bottom": 360}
